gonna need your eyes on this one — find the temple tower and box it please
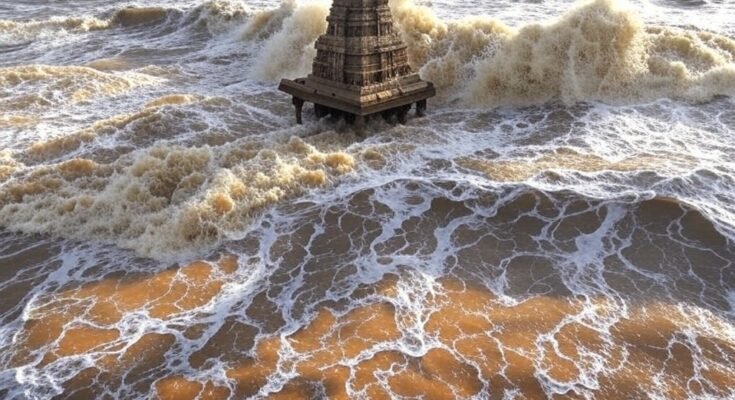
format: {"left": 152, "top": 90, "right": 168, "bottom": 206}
{"left": 278, "top": 0, "right": 435, "bottom": 131}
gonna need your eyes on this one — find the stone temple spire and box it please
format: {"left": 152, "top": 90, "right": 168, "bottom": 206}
{"left": 278, "top": 0, "right": 435, "bottom": 131}
{"left": 312, "top": 0, "right": 412, "bottom": 87}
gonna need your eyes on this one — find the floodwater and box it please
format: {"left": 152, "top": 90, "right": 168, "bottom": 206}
{"left": 1, "top": 0, "right": 734, "bottom": 398}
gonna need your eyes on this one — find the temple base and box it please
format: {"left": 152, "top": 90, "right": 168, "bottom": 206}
{"left": 279, "top": 77, "right": 435, "bottom": 130}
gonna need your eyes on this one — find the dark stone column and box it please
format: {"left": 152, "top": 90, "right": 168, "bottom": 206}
{"left": 293, "top": 97, "right": 304, "bottom": 124}
{"left": 416, "top": 99, "right": 427, "bottom": 117}
{"left": 397, "top": 105, "right": 410, "bottom": 124}
{"left": 354, "top": 115, "right": 366, "bottom": 136}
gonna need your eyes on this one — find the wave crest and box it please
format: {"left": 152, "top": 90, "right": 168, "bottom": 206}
{"left": 1, "top": 129, "right": 358, "bottom": 260}
{"left": 0, "top": 16, "right": 110, "bottom": 45}
{"left": 247, "top": 1, "right": 330, "bottom": 80}
{"left": 247, "top": 0, "right": 735, "bottom": 106}
{"left": 0, "top": 65, "right": 157, "bottom": 110}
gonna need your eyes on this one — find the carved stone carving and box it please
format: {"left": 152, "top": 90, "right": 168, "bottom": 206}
{"left": 278, "top": 0, "right": 435, "bottom": 131}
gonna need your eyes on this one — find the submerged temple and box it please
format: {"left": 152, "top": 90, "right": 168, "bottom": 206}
{"left": 278, "top": 0, "right": 435, "bottom": 130}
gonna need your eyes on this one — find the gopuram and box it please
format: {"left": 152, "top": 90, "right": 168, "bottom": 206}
{"left": 278, "top": 0, "right": 435, "bottom": 130}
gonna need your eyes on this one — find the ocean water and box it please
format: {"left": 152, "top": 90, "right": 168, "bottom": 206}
{"left": 1, "top": 0, "right": 734, "bottom": 398}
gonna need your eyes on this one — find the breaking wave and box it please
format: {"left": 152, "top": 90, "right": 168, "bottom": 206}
{"left": 0, "top": 1, "right": 250, "bottom": 46}
{"left": 410, "top": 0, "right": 735, "bottom": 105}
{"left": 5, "top": 0, "right": 733, "bottom": 106}
{"left": 0, "top": 65, "right": 158, "bottom": 110}
{"left": 246, "top": 0, "right": 735, "bottom": 106}
{"left": 0, "top": 114, "right": 359, "bottom": 259}
{"left": 247, "top": 0, "right": 330, "bottom": 80}
{"left": 0, "top": 16, "right": 111, "bottom": 45}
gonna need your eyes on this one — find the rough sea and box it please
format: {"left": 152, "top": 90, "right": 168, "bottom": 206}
{"left": 1, "top": 0, "right": 734, "bottom": 398}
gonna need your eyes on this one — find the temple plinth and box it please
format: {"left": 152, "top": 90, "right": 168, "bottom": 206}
{"left": 278, "top": 0, "right": 435, "bottom": 131}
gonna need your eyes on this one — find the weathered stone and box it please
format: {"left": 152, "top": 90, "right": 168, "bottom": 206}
{"left": 278, "top": 0, "right": 435, "bottom": 130}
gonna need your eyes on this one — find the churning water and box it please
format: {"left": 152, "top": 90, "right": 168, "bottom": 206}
{"left": 1, "top": 0, "right": 734, "bottom": 398}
